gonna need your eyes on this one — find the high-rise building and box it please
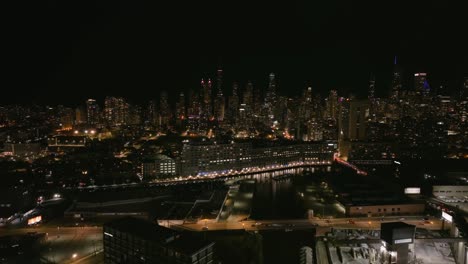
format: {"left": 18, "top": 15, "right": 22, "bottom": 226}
{"left": 214, "top": 89, "right": 225, "bottom": 122}
{"left": 243, "top": 81, "right": 254, "bottom": 106}
{"left": 252, "top": 82, "right": 262, "bottom": 116}
{"left": 348, "top": 100, "right": 370, "bottom": 140}
{"left": 300, "top": 87, "right": 313, "bottom": 120}
{"left": 58, "top": 106, "right": 74, "bottom": 129}
{"left": 201, "top": 78, "right": 213, "bottom": 118}
{"left": 175, "top": 92, "right": 186, "bottom": 120}
{"left": 227, "top": 82, "right": 240, "bottom": 125}
{"left": 213, "top": 69, "right": 225, "bottom": 122}
{"left": 414, "top": 73, "right": 429, "bottom": 95}
{"left": 263, "top": 73, "right": 277, "bottom": 125}
{"left": 147, "top": 100, "right": 158, "bottom": 125}
{"left": 368, "top": 75, "right": 377, "bottom": 122}
{"left": 75, "top": 106, "right": 87, "bottom": 124}
{"left": 104, "top": 96, "right": 128, "bottom": 126}
{"left": 326, "top": 90, "right": 338, "bottom": 121}
{"left": 391, "top": 56, "right": 402, "bottom": 100}
{"left": 159, "top": 91, "right": 171, "bottom": 128}
{"left": 462, "top": 77, "right": 468, "bottom": 99}
{"left": 368, "top": 74, "right": 375, "bottom": 99}
{"left": 86, "top": 99, "right": 100, "bottom": 125}
{"left": 265, "top": 73, "right": 277, "bottom": 108}
{"left": 127, "top": 104, "right": 141, "bottom": 125}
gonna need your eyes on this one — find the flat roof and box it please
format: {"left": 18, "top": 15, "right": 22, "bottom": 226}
{"left": 167, "top": 235, "right": 214, "bottom": 256}
{"left": 105, "top": 217, "right": 177, "bottom": 243}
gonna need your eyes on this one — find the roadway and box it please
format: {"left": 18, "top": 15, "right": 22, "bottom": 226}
{"left": 2, "top": 225, "right": 103, "bottom": 264}
{"left": 176, "top": 215, "right": 445, "bottom": 234}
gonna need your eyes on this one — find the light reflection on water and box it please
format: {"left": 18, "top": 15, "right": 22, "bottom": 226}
{"left": 225, "top": 166, "right": 341, "bottom": 220}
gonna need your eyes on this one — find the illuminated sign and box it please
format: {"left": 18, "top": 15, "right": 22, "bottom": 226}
{"left": 404, "top": 188, "right": 421, "bottom": 194}
{"left": 27, "top": 215, "right": 42, "bottom": 225}
{"left": 394, "top": 238, "right": 412, "bottom": 244}
{"left": 442, "top": 211, "right": 453, "bottom": 222}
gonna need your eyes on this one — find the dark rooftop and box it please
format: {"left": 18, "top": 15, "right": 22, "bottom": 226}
{"left": 105, "top": 217, "right": 178, "bottom": 243}
{"left": 167, "top": 235, "right": 215, "bottom": 256}
{"left": 381, "top": 221, "right": 415, "bottom": 230}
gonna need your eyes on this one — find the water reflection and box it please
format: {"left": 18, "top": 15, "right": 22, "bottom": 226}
{"left": 224, "top": 166, "right": 342, "bottom": 220}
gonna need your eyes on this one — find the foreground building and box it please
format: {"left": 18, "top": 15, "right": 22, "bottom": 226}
{"left": 104, "top": 217, "right": 215, "bottom": 264}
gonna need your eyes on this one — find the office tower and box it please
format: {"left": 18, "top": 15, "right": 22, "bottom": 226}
{"left": 159, "top": 91, "right": 171, "bottom": 128}
{"left": 326, "top": 90, "right": 338, "bottom": 121}
{"left": 127, "top": 104, "right": 141, "bottom": 125}
{"left": 368, "top": 74, "right": 375, "bottom": 100}
{"left": 216, "top": 68, "right": 223, "bottom": 97}
{"left": 368, "top": 75, "right": 377, "bottom": 122}
{"left": 201, "top": 78, "right": 213, "bottom": 118}
{"left": 262, "top": 73, "right": 277, "bottom": 126}
{"left": 243, "top": 81, "right": 254, "bottom": 106}
{"left": 214, "top": 88, "right": 225, "bottom": 122}
{"left": 227, "top": 82, "right": 240, "bottom": 125}
{"left": 175, "top": 92, "right": 186, "bottom": 120}
{"left": 461, "top": 77, "right": 468, "bottom": 99}
{"left": 252, "top": 82, "right": 262, "bottom": 116}
{"left": 104, "top": 96, "right": 128, "bottom": 126}
{"left": 391, "top": 56, "right": 402, "bottom": 100}
{"left": 338, "top": 97, "right": 350, "bottom": 140}
{"left": 147, "top": 100, "right": 158, "bottom": 125}
{"left": 299, "top": 87, "right": 311, "bottom": 121}
{"left": 414, "top": 73, "right": 429, "bottom": 95}
{"left": 348, "top": 100, "right": 370, "bottom": 140}
{"left": 213, "top": 68, "right": 225, "bottom": 122}
{"left": 307, "top": 118, "right": 323, "bottom": 141}
{"left": 86, "top": 99, "right": 99, "bottom": 125}
{"left": 75, "top": 106, "right": 86, "bottom": 124}
{"left": 198, "top": 79, "right": 212, "bottom": 133}
{"left": 58, "top": 106, "right": 74, "bottom": 129}
{"left": 265, "top": 73, "right": 277, "bottom": 109}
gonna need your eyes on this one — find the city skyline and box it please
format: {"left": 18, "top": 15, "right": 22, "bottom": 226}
{"left": 5, "top": 1, "right": 468, "bottom": 105}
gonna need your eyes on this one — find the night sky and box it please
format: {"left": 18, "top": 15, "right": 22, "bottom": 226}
{"left": 5, "top": 0, "right": 468, "bottom": 105}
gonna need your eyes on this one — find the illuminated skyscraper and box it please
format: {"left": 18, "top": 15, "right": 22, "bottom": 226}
{"left": 75, "top": 106, "right": 86, "bottom": 124}
{"left": 263, "top": 73, "right": 277, "bottom": 125}
{"left": 187, "top": 89, "right": 200, "bottom": 131}
{"left": 265, "top": 73, "right": 277, "bottom": 107}
{"left": 201, "top": 78, "right": 213, "bottom": 118}
{"left": 462, "top": 77, "right": 468, "bottom": 99}
{"left": 368, "top": 74, "right": 375, "bottom": 100}
{"left": 159, "top": 91, "right": 171, "bottom": 128}
{"left": 175, "top": 92, "right": 186, "bottom": 120}
{"left": 86, "top": 99, "right": 99, "bottom": 125}
{"left": 199, "top": 79, "right": 212, "bottom": 132}
{"left": 301, "top": 86, "right": 313, "bottom": 120}
{"left": 227, "top": 82, "right": 240, "bottom": 125}
{"left": 326, "top": 90, "right": 338, "bottom": 121}
{"left": 414, "top": 73, "right": 429, "bottom": 95}
{"left": 391, "top": 56, "right": 402, "bottom": 100}
{"left": 127, "top": 104, "right": 141, "bottom": 125}
{"left": 348, "top": 100, "right": 370, "bottom": 140}
{"left": 213, "top": 68, "right": 225, "bottom": 122}
{"left": 243, "top": 81, "right": 254, "bottom": 107}
{"left": 104, "top": 96, "right": 128, "bottom": 126}
{"left": 147, "top": 100, "right": 158, "bottom": 125}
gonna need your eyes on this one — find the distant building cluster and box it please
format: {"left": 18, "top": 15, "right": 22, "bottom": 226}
{"left": 0, "top": 63, "right": 467, "bottom": 162}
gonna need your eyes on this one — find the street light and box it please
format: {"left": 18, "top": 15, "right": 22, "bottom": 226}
{"left": 72, "top": 253, "right": 78, "bottom": 259}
